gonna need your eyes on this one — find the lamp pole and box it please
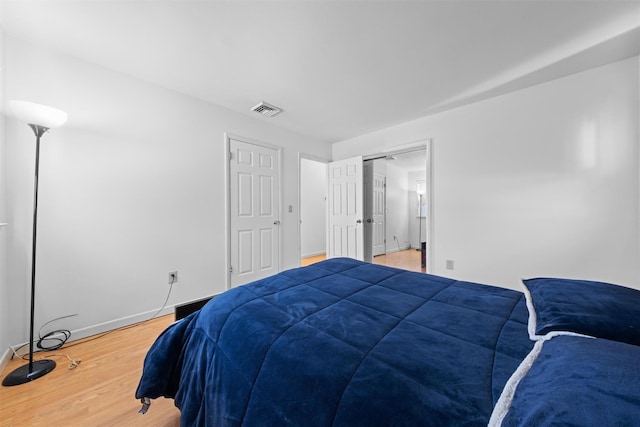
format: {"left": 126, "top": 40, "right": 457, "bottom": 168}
{"left": 2, "top": 123, "right": 59, "bottom": 386}
{"left": 3, "top": 101, "right": 66, "bottom": 386}
{"left": 26, "top": 124, "right": 55, "bottom": 378}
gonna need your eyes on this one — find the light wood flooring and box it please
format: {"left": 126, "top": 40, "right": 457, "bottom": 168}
{"left": 302, "top": 249, "right": 426, "bottom": 273}
{"left": 0, "top": 315, "right": 179, "bottom": 427}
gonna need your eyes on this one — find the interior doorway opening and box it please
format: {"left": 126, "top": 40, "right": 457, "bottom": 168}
{"left": 301, "top": 140, "right": 432, "bottom": 274}
{"left": 363, "top": 148, "right": 427, "bottom": 272}
{"left": 299, "top": 156, "right": 328, "bottom": 263}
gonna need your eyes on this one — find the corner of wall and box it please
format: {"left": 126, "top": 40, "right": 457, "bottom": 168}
{"left": 0, "top": 22, "right": 10, "bottom": 372}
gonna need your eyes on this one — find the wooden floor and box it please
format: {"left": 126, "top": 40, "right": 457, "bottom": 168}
{"left": 0, "top": 315, "right": 179, "bottom": 427}
{"left": 302, "top": 249, "right": 426, "bottom": 273}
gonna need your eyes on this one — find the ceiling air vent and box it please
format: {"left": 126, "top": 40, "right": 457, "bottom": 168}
{"left": 251, "top": 101, "right": 283, "bottom": 117}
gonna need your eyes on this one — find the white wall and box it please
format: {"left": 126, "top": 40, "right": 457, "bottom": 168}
{"left": 0, "top": 27, "right": 9, "bottom": 368}
{"left": 385, "top": 162, "right": 410, "bottom": 251}
{"left": 334, "top": 57, "right": 640, "bottom": 291}
{"left": 3, "top": 37, "right": 331, "bottom": 348}
{"left": 300, "top": 158, "right": 327, "bottom": 258}
{"left": 408, "top": 171, "right": 426, "bottom": 250}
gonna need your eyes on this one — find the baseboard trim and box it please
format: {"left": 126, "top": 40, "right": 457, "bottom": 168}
{"left": 3, "top": 305, "right": 176, "bottom": 359}
{"left": 386, "top": 245, "right": 411, "bottom": 254}
{"left": 68, "top": 306, "right": 177, "bottom": 342}
{"left": 301, "top": 251, "right": 326, "bottom": 258}
{"left": 0, "top": 347, "right": 12, "bottom": 376}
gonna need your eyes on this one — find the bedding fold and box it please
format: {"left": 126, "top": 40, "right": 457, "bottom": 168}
{"left": 136, "top": 258, "right": 532, "bottom": 426}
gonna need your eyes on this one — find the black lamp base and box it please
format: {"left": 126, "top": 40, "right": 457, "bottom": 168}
{"left": 2, "top": 359, "right": 56, "bottom": 386}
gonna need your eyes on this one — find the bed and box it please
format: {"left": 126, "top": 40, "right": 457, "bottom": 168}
{"left": 136, "top": 258, "right": 640, "bottom": 426}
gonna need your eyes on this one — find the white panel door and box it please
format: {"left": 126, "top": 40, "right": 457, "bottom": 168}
{"left": 372, "top": 173, "right": 386, "bottom": 256}
{"left": 230, "top": 138, "right": 280, "bottom": 287}
{"left": 327, "top": 156, "right": 364, "bottom": 261}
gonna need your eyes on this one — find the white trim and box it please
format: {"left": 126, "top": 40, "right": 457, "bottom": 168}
{"left": 0, "top": 347, "right": 12, "bottom": 376}
{"left": 361, "top": 140, "right": 427, "bottom": 160}
{"left": 298, "top": 153, "right": 330, "bottom": 266}
{"left": 488, "top": 340, "right": 545, "bottom": 427}
{"left": 62, "top": 306, "right": 174, "bottom": 341}
{"left": 521, "top": 281, "right": 540, "bottom": 340}
{"left": 2, "top": 306, "right": 175, "bottom": 362}
{"left": 225, "top": 132, "right": 282, "bottom": 152}
{"left": 359, "top": 138, "right": 434, "bottom": 272}
{"left": 224, "top": 133, "right": 231, "bottom": 290}
{"left": 301, "top": 250, "right": 326, "bottom": 259}
{"left": 425, "top": 138, "right": 434, "bottom": 273}
{"left": 386, "top": 245, "right": 411, "bottom": 254}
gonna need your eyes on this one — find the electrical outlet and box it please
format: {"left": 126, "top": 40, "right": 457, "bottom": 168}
{"left": 446, "top": 260, "right": 454, "bottom": 270}
{"left": 168, "top": 270, "right": 178, "bottom": 284}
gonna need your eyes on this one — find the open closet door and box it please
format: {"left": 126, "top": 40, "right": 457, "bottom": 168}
{"left": 327, "top": 156, "right": 364, "bottom": 261}
{"left": 363, "top": 161, "right": 373, "bottom": 263}
{"left": 371, "top": 172, "right": 386, "bottom": 257}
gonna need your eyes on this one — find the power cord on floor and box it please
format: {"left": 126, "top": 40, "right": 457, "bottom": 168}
{"left": 9, "top": 346, "right": 80, "bottom": 370}
{"left": 394, "top": 236, "right": 402, "bottom": 252}
{"left": 9, "top": 313, "right": 78, "bottom": 359}
{"left": 47, "top": 354, "right": 82, "bottom": 369}
{"left": 37, "top": 314, "right": 78, "bottom": 351}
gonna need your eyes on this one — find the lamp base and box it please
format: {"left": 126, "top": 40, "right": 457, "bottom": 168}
{"left": 2, "top": 359, "right": 56, "bottom": 386}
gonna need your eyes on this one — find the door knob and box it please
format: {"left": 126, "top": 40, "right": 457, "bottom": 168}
{"left": 356, "top": 219, "right": 362, "bottom": 224}
{"left": 366, "top": 219, "right": 373, "bottom": 223}
{"left": 273, "top": 220, "right": 280, "bottom": 225}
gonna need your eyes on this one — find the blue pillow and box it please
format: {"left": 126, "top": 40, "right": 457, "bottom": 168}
{"left": 522, "top": 277, "right": 640, "bottom": 345}
{"left": 489, "top": 336, "right": 640, "bottom": 426}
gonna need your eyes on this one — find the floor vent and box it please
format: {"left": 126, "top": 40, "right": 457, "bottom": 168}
{"left": 175, "top": 296, "right": 214, "bottom": 320}
{"left": 251, "top": 101, "right": 283, "bottom": 117}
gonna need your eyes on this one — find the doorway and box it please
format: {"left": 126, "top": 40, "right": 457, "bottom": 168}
{"left": 305, "top": 140, "right": 432, "bottom": 272}
{"left": 299, "top": 156, "right": 328, "bottom": 262}
{"left": 367, "top": 148, "right": 428, "bottom": 272}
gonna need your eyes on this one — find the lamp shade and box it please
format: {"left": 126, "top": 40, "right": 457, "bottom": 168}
{"left": 416, "top": 180, "right": 426, "bottom": 196}
{"left": 9, "top": 100, "right": 67, "bottom": 129}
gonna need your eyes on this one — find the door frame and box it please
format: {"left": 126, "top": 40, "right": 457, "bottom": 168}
{"left": 298, "top": 153, "right": 330, "bottom": 264}
{"left": 225, "top": 132, "right": 283, "bottom": 290}
{"left": 361, "top": 138, "right": 434, "bottom": 272}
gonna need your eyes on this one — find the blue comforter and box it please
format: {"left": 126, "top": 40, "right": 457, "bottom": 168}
{"left": 136, "top": 258, "right": 532, "bottom": 426}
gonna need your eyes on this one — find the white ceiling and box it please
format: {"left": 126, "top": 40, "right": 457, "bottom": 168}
{"left": 1, "top": 0, "right": 638, "bottom": 144}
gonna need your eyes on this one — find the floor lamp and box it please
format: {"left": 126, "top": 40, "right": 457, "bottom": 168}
{"left": 2, "top": 101, "right": 68, "bottom": 387}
